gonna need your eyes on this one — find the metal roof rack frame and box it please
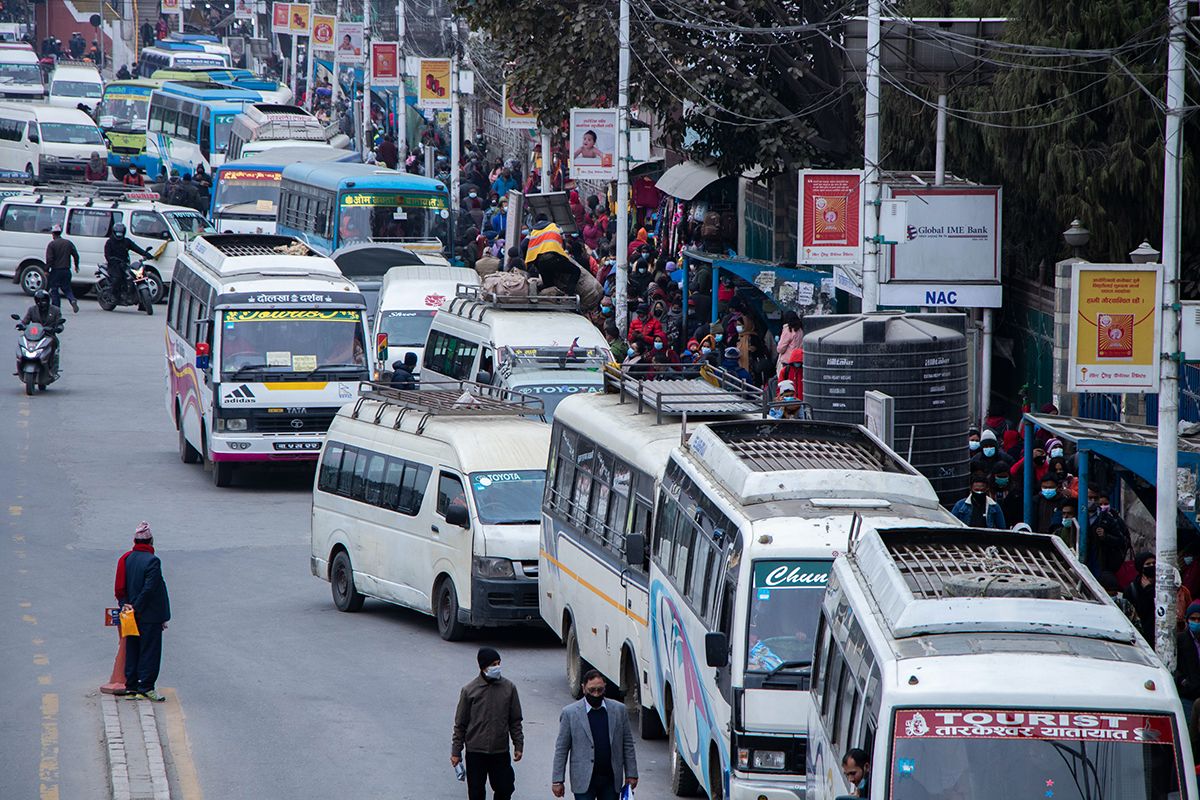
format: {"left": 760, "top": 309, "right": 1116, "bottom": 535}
{"left": 447, "top": 284, "right": 580, "bottom": 321}
{"left": 352, "top": 379, "right": 544, "bottom": 433}
{"left": 702, "top": 418, "right": 909, "bottom": 473}
{"left": 603, "top": 362, "right": 766, "bottom": 424}
{"left": 500, "top": 345, "right": 608, "bottom": 372}
{"left": 200, "top": 233, "right": 318, "bottom": 258}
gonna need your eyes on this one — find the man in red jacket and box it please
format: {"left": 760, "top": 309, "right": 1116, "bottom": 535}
{"left": 627, "top": 303, "right": 664, "bottom": 347}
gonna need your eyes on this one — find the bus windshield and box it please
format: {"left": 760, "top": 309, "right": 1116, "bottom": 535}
{"left": 0, "top": 62, "right": 41, "bottom": 85}
{"left": 39, "top": 122, "right": 103, "bottom": 145}
{"left": 338, "top": 190, "right": 448, "bottom": 250}
{"left": 214, "top": 169, "right": 282, "bottom": 212}
{"left": 380, "top": 309, "right": 435, "bottom": 347}
{"left": 99, "top": 92, "right": 150, "bottom": 130}
{"left": 219, "top": 309, "right": 367, "bottom": 378}
{"left": 745, "top": 559, "right": 831, "bottom": 673}
{"left": 213, "top": 112, "right": 238, "bottom": 153}
{"left": 889, "top": 709, "right": 1183, "bottom": 800}
{"left": 469, "top": 471, "right": 546, "bottom": 525}
{"left": 52, "top": 80, "right": 102, "bottom": 98}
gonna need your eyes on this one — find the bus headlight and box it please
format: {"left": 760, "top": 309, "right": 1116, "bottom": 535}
{"left": 752, "top": 750, "right": 786, "bottom": 771}
{"left": 216, "top": 418, "right": 248, "bottom": 432}
{"left": 473, "top": 556, "right": 515, "bottom": 579}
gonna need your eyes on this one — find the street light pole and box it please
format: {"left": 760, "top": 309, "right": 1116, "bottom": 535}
{"left": 1155, "top": 0, "right": 1187, "bottom": 671}
{"left": 614, "top": 0, "right": 630, "bottom": 334}
{"left": 861, "top": 0, "right": 881, "bottom": 312}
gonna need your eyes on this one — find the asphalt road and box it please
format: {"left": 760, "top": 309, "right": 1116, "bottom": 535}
{"left": 0, "top": 283, "right": 671, "bottom": 799}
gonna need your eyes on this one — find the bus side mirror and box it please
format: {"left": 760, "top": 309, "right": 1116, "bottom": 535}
{"left": 625, "top": 532, "right": 645, "bottom": 568}
{"left": 705, "top": 632, "right": 729, "bottom": 668}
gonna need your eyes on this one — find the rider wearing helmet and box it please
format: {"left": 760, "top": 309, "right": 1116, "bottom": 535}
{"left": 19, "top": 290, "right": 64, "bottom": 373}
{"left": 105, "top": 223, "right": 154, "bottom": 300}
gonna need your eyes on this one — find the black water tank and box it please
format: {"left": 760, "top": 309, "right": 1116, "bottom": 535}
{"left": 803, "top": 312, "right": 969, "bottom": 505}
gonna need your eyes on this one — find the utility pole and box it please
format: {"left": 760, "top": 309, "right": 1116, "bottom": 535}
{"left": 540, "top": 130, "right": 550, "bottom": 193}
{"left": 396, "top": 0, "right": 406, "bottom": 156}
{"left": 614, "top": 0, "right": 630, "bottom": 334}
{"left": 361, "top": 0, "right": 372, "bottom": 157}
{"left": 450, "top": 49, "right": 460, "bottom": 201}
{"left": 861, "top": 0, "right": 881, "bottom": 312}
{"left": 1155, "top": 0, "right": 1187, "bottom": 671}
{"left": 330, "top": 0, "right": 343, "bottom": 107}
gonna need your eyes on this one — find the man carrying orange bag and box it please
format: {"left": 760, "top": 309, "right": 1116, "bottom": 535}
{"left": 114, "top": 521, "right": 171, "bottom": 702}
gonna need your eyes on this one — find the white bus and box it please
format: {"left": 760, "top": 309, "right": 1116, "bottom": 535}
{"left": 540, "top": 365, "right": 765, "bottom": 740}
{"left": 807, "top": 525, "right": 1197, "bottom": 800}
{"left": 164, "top": 234, "right": 370, "bottom": 487}
{"left": 224, "top": 103, "right": 330, "bottom": 162}
{"left": 648, "top": 419, "right": 957, "bottom": 799}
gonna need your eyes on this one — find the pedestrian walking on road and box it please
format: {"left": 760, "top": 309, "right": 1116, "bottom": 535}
{"left": 451, "top": 647, "right": 524, "bottom": 800}
{"left": 551, "top": 669, "right": 638, "bottom": 800}
{"left": 114, "top": 521, "right": 171, "bottom": 701}
{"left": 45, "top": 224, "right": 80, "bottom": 313}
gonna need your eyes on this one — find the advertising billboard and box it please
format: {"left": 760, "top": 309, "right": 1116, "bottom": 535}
{"left": 502, "top": 84, "right": 536, "bottom": 129}
{"left": 797, "top": 170, "right": 863, "bottom": 265}
{"left": 569, "top": 108, "right": 617, "bottom": 180}
{"left": 884, "top": 185, "right": 1001, "bottom": 283}
{"left": 371, "top": 42, "right": 400, "bottom": 85}
{"left": 333, "top": 21, "right": 364, "bottom": 64}
{"left": 1068, "top": 263, "right": 1162, "bottom": 393}
{"left": 311, "top": 15, "right": 336, "bottom": 50}
{"left": 417, "top": 58, "right": 452, "bottom": 109}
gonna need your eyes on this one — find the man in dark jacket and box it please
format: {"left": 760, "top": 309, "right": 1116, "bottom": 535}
{"left": 1124, "top": 551, "right": 1157, "bottom": 647}
{"left": 970, "top": 429, "right": 1012, "bottom": 475}
{"left": 1176, "top": 600, "right": 1200, "bottom": 750}
{"left": 115, "top": 521, "right": 171, "bottom": 701}
{"left": 389, "top": 352, "right": 418, "bottom": 389}
{"left": 451, "top": 647, "right": 524, "bottom": 800}
{"left": 45, "top": 225, "right": 80, "bottom": 312}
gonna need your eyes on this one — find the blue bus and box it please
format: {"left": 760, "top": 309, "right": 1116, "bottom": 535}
{"left": 211, "top": 145, "right": 359, "bottom": 233}
{"left": 144, "top": 81, "right": 263, "bottom": 179}
{"left": 276, "top": 163, "right": 450, "bottom": 257}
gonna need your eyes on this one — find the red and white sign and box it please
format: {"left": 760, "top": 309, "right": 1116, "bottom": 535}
{"left": 424, "top": 293, "right": 446, "bottom": 307}
{"left": 798, "top": 170, "right": 863, "bottom": 265}
{"left": 271, "top": 2, "right": 291, "bottom": 34}
{"left": 311, "top": 15, "right": 336, "bottom": 50}
{"left": 894, "top": 709, "right": 1175, "bottom": 744}
{"left": 371, "top": 42, "right": 400, "bottom": 86}
{"left": 162, "top": 0, "right": 181, "bottom": 12}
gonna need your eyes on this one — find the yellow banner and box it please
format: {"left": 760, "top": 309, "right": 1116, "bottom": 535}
{"left": 417, "top": 58, "right": 452, "bottom": 110}
{"left": 225, "top": 310, "right": 360, "bottom": 322}
{"left": 1069, "top": 264, "right": 1161, "bottom": 393}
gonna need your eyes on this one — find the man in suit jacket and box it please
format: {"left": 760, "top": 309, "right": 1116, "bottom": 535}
{"left": 114, "top": 521, "right": 171, "bottom": 702}
{"left": 552, "top": 669, "right": 638, "bottom": 800}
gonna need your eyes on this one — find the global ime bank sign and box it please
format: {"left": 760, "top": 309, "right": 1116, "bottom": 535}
{"left": 879, "top": 184, "right": 1002, "bottom": 309}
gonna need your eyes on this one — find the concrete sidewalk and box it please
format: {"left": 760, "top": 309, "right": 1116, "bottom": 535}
{"left": 100, "top": 693, "right": 170, "bottom": 800}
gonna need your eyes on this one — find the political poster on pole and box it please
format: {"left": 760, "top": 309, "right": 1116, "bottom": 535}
{"left": 371, "top": 42, "right": 400, "bottom": 86}
{"left": 1068, "top": 263, "right": 1163, "bottom": 393}
{"left": 333, "top": 21, "right": 364, "bottom": 64}
{"left": 311, "top": 15, "right": 336, "bottom": 51}
{"left": 271, "top": 2, "right": 290, "bottom": 34}
{"left": 288, "top": 3, "right": 310, "bottom": 34}
{"left": 502, "top": 84, "right": 536, "bottom": 129}
{"left": 797, "top": 170, "right": 863, "bottom": 265}
{"left": 162, "top": 0, "right": 182, "bottom": 13}
{"left": 569, "top": 108, "right": 617, "bottom": 180}
{"left": 417, "top": 58, "right": 452, "bottom": 110}
{"left": 234, "top": 0, "right": 253, "bottom": 20}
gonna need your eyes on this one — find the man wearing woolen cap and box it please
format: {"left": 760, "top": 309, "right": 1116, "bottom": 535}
{"left": 114, "top": 521, "right": 171, "bottom": 701}
{"left": 451, "top": 646, "right": 524, "bottom": 800}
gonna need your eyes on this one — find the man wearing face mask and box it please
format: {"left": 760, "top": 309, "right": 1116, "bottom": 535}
{"left": 951, "top": 475, "right": 1007, "bottom": 529}
{"left": 1034, "top": 475, "right": 1065, "bottom": 534}
{"left": 552, "top": 669, "right": 638, "bottom": 800}
{"left": 451, "top": 647, "right": 524, "bottom": 800}
{"left": 628, "top": 302, "right": 664, "bottom": 347}
{"left": 1123, "top": 552, "right": 1158, "bottom": 646}
{"left": 1174, "top": 601, "right": 1200, "bottom": 750}
{"left": 970, "top": 429, "right": 1012, "bottom": 475}
{"left": 991, "top": 465, "right": 1022, "bottom": 529}
{"left": 1091, "top": 493, "right": 1132, "bottom": 574}
{"left": 967, "top": 426, "right": 981, "bottom": 456}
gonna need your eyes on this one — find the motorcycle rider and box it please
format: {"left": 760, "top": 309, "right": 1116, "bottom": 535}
{"left": 18, "top": 290, "right": 63, "bottom": 374}
{"left": 104, "top": 223, "right": 154, "bottom": 301}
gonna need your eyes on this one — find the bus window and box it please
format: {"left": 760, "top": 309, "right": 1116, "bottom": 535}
{"left": 199, "top": 111, "right": 211, "bottom": 159}
{"left": 608, "top": 461, "right": 631, "bottom": 543}
{"left": 552, "top": 427, "right": 575, "bottom": 510}
{"left": 588, "top": 450, "right": 612, "bottom": 545}
{"left": 570, "top": 437, "right": 594, "bottom": 529}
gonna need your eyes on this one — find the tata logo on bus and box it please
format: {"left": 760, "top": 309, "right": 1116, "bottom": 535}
{"left": 761, "top": 565, "right": 828, "bottom": 588}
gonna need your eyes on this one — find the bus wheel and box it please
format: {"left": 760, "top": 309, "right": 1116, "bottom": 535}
{"left": 669, "top": 708, "right": 701, "bottom": 797}
{"left": 331, "top": 551, "right": 365, "bottom": 612}
{"left": 435, "top": 578, "right": 467, "bottom": 641}
{"left": 178, "top": 424, "right": 200, "bottom": 464}
{"left": 211, "top": 459, "right": 233, "bottom": 487}
{"left": 565, "top": 622, "right": 584, "bottom": 699}
{"left": 625, "top": 658, "right": 664, "bottom": 739}
{"left": 708, "top": 745, "right": 725, "bottom": 800}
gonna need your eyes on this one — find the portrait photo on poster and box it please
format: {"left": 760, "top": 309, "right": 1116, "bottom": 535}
{"left": 570, "top": 108, "right": 617, "bottom": 180}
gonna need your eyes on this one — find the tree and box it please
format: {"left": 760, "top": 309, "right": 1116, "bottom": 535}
{"left": 455, "top": 0, "right": 856, "bottom": 176}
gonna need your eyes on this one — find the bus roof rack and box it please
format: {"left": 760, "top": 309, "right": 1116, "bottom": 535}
{"left": 703, "top": 419, "right": 907, "bottom": 473}
{"left": 197, "top": 233, "right": 318, "bottom": 258}
{"left": 603, "top": 362, "right": 764, "bottom": 423}
{"left": 447, "top": 284, "right": 580, "bottom": 320}
{"left": 501, "top": 345, "right": 608, "bottom": 371}
{"left": 353, "top": 380, "right": 544, "bottom": 429}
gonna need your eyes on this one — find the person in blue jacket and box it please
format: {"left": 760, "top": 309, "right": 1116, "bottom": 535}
{"left": 951, "top": 474, "right": 1007, "bottom": 529}
{"left": 114, "top": 521, "right": 171, "bottom": 701}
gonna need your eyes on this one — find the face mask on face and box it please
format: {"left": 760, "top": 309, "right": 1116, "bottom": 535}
{"left": 601, "top": 306, "right": 612, "bottom": 315}
{"left": 484, "top": 665, "right": 502, "bottom": 681}
{"left": 1099, "top": 504, "right": 1110, "bottom": 513}
{"left": 995, "top": 477, "right": 1009, "bottom": 488}
{"left": 1034, "top": 455, "right": 1046, "bottom": 465}
{"left": 715, "top": 334, "right": 724, "bottom": 343}
{"left": 585, "top": 693, "right": 604, "bottom": 708}
{"left": 982, "top": 446, "right": 996, "bottom": 457}
{"left": 1143, "top": 564, "right": 1156, "bottom": 578}
{"left": 1041, "top": 488, "right": 1057, "bottom": 499}
{"left": 1050, "top": 448, "right": 1064, "bottom": 458}
{"left": 969, "top": 440, "right": 980, "bottom": 451}
{"left": 1190, "top": 621, "right": 1200, "bottom": 636}
{"left": 654, "top": 342, "right": 664, "bottom": 350}
{"left": 701, "top": 347, "right": 711, "bottom": 355}
{"left": 735, "top": 325, "right": 744, "bottom": 334}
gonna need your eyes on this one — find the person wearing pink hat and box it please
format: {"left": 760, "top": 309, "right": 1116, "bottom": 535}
{"left": 114, "top": 521, "right": 171, "bottom": 701}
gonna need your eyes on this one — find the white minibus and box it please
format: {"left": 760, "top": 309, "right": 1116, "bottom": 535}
{"left": 0, "top": 43, "right": 45, "bottom": 100}
{"left": 164, "top": 234, "right": 371, "bottom": 487}
{"left": 310, "top": 382, "right": 549, "bottom": 640}
{"left": 0, "top": 103, "right": 105, "bottom": 180}
{"left": 48, "top": 62, "right": 104, "bottom": 112}
{"left": 372, "top": 264, "right": 480, "bottom": 377}
{"left": 421, "top": 286, "right": 611, "bottom": 418}
{"left": 807, "top": 525, "right": 1197, "bottom": 800}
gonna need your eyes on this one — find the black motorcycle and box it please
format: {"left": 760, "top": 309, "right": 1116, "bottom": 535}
{"left": 11, "top": 313, "right": 63, "bottom": 395}
{"left": 96, "top": 258, "right": 154, "bottom": 315}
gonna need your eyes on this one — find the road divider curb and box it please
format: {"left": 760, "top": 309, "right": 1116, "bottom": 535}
{"left": 100, "top": 694, "right": 131, "bottom": 800}
{"left": 99, "top": 692, "right": 171, "bottom": 800}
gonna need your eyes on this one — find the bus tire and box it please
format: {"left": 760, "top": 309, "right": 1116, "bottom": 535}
{"left": 331, "top": 550, "right": 365, "bottom": 612}
{"left": 565, "top": 621, "right": 584, "bottom": 699}
{"left": 668, "top": 703, "right": 702, "bottom": 797}
{"left": 708, "top": 744, "right": 725, "bottom": 800}
{"left": 435, "top": 577, "right": 467, "bottom": 641}
{"left": 211, "top": 459, "right": 233, "bottom": 487}
{"left": 178, "top": 423, "right": 200, "bottom": 464}
{"left": 624, "top": 656, "right": 665, "bottom": 740}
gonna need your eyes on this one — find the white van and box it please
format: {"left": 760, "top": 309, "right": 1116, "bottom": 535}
{"left": 421, "top": 287, "right": 611, "bottom": 418}
{"left": 0, "top": 43, "right": 45, "bottom": 101}
{"left": 372, "top": 265, "right": 480, "bottom": 376}
{"left": 310, "top": 382, "right": 550, "bottom": 640}
{"left": 0, "top": 193, "right": 212, "bottom": 297}
{"left": 0, "top": 103, "right": 105, "bottom": 180}
{"left": 48, "top": 62, "right": 104, "bottom": 112}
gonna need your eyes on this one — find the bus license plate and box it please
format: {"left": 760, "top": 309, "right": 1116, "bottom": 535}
{"left": 273, "top": 442, "right": 321, "bottom": 451}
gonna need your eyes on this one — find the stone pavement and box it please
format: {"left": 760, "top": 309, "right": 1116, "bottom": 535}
{"left": 100, "top": 693, "right": 170, "bottom": 800}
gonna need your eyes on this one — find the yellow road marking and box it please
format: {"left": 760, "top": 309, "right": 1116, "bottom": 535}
{"left": 8, "top": 505, "right": 21, "bottom": 516}
{"left": 540, "top": 549, "right": 649, "bottom": 627}
{"left": 37, "top": 675, "right": 51, "bottom": 685}
{"left": 39, "top": 693, "right": 58, "bottom": 800}
{"left": 33, "top": 654, "right": 48, "bottom": 666}
{"left": 161, "top": 688, "right": 204, "bottom": 800}
{"left": 22, "top": 614, "right": 36, "bottom": 624}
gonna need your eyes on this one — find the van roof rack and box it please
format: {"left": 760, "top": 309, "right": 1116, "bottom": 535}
{"left": 603, "top": 362, "right": 764, "bottom": 423}
{"left": 500, "top": 345, "right": 608, "bottom": 371}
{"left": 32, "top": 181, "right": 151, "bottom": 202}
{"left": 447, "top": 284, "right": 580, "bottom": 320}
{"left": 197, "top": 233, "right": 318, "bottom": 258}
{"left": 353, "top": 380, "right": 544, "bottom": 430}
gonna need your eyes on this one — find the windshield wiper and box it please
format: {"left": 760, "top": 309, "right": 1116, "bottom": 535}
{"left": 226, "top": 363, "right": 272, "bottom": 379}
{"left": 300, "top": 364, "right": 366, "bottom": 380}
{"left": 764, "top": 659, "right": 812, "bottom": 679}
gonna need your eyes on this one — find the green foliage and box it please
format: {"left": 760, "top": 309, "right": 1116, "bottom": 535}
{"left": 455, "top": 0, "right": 855, "bottom": 176}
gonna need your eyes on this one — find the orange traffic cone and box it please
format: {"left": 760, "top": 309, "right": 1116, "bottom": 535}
{"left": 101, "top": 630, "right": 127, "bottom": 694}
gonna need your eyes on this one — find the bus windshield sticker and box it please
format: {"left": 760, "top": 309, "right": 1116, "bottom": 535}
{"left": 266, "top": 351, "right": 291, "bottom": 367}
{"left": 752, "top": 560, "right": 831, "bottom": 590}
{"left": 222, "top": 170, "right": 281, "bottom": 182}
{"left": 256, "top": 199, "right": 275, "bottom": 212}
{"left": 893, "top": 709, "right": 1176, "bottom": 744}
{"left": 339, "top": 192, "right": 448, "bottom": 210}
{"left": 292, "top": 354, "right": 317, "bottom": 371}
{"left": 225, "top": 310, "right": 361, "bottom": 323}
{"left": 472, "top": 471, "right": 538, "bottom": 490}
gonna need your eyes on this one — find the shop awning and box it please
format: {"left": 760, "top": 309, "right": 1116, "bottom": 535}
{"left": 655, "top": 161, "right": 722, "bottom": 201}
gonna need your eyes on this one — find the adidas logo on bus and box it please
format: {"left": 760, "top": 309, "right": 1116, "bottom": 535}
{"left": 223, "top": 384, "right": 256, "bottom": 405}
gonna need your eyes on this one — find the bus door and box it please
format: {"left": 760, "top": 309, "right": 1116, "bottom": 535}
{"left": 624, "top": 470, "right": 654, "bottom": 659}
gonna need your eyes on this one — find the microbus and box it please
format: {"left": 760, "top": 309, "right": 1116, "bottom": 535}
{"left": 211, "top": 145, "right": 357, "bottom": 234}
